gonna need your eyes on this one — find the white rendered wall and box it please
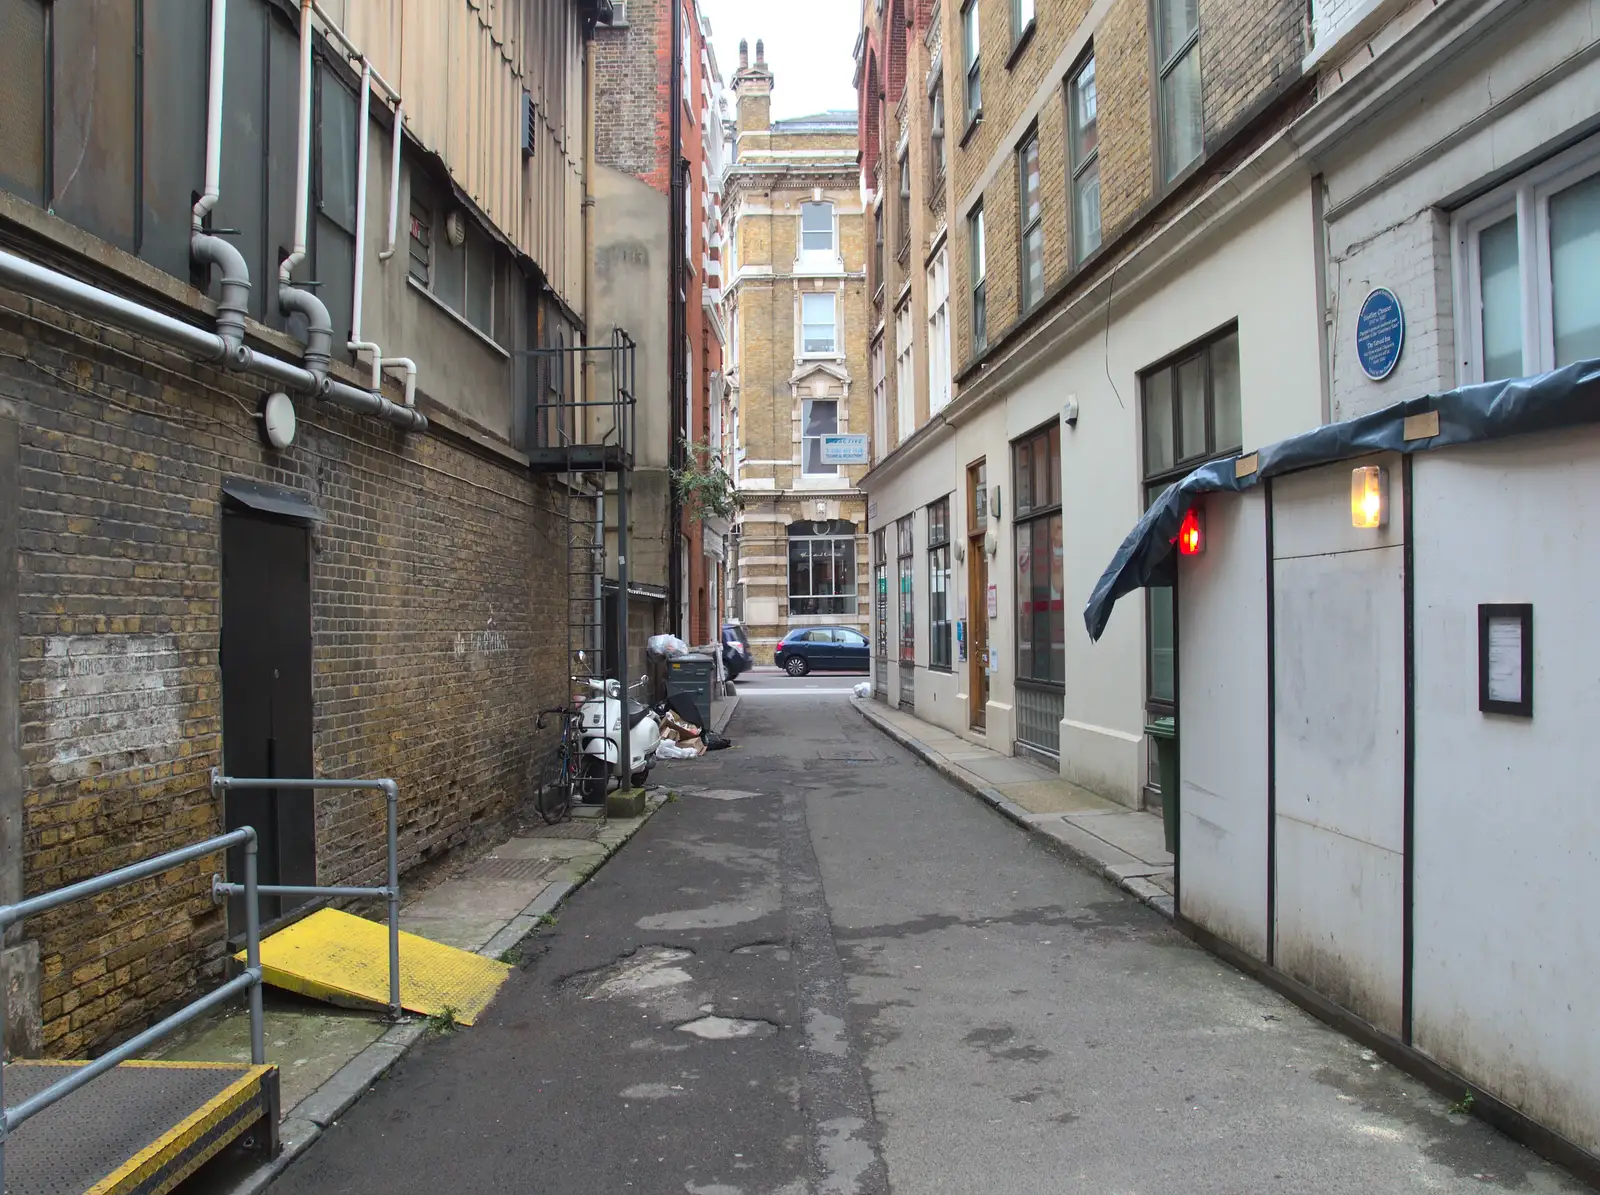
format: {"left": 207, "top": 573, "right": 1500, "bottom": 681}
{"left": 1176, "top": 489, "right": 1270, "bottom": 958}
{"left": 1411, "top": 429, "right": 1600, "bottom": 1154}
{"left": 1271, "top": 457, "right": 1406, "bottom": 1035}
{"left": 1047, "top": 182, "right": 1324, "bottom": 803}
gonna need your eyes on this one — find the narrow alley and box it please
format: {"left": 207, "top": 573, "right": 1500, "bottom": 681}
{"left": 270, "top": 693, "right": 1579, "bottom": 1195}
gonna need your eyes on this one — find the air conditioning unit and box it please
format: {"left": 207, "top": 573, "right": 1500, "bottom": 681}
{"left": 521, "top": 91, "right": 536, "bottom": 158}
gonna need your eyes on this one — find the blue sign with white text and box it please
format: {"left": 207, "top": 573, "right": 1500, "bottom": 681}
{"left": 1356, "top": 287, "right": 1405, "bottom": 382}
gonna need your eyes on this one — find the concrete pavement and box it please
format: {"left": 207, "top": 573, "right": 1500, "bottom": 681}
{"left": 158, "top": 700, "right": 742, "bottom": 1194}
{"left": 853, "top": 697, "right": 1178, "bottom": 918}
{"left": 260, "top": 686, "right": 1583, "bottom": 1194}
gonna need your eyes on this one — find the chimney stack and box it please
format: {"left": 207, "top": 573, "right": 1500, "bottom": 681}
{"left": 731, "top": 32, "right": 774, "bottom": 133}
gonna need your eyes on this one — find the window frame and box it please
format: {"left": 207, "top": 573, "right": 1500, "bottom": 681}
{"left": 873, "top": 203, "right": 886, "bottom": 299}
{"left": 1017, "top": 126, "right": 1044, "bottom": 313}
{"left": 1009, "top": 0, "right": 1037, "bottom": 65}
{"left": 927, "top": 245, "right": 952, "bottom": 414}
{"left": 962, "top": 0, "right": 982, "bottom": 129}
{"left": 871, "top": 333, "right": 889, "bottom": 463}
{"left": 1153, "top": 0, "right": 1203, "bottom": 184}
{"left": 787, "top": 534, "right": 858, "bottom": 617}
{"left": 927, "top": 497, "right": 953, "bottom": 670}
{"left": 969, "top": 204, "right": 988, "bottom": 353}
{"left": 1012, "top": 421, "right": 1063, "bottom": 688}
{"left": 1139, "top": 324, "right": 1242, "bottom": 713}
{"left": 929, "top": 82, "right": 948, "bottom": 187}
{"left": 407, "top": 195, "right": 432, "bottom": 286}
{"left": 800, "top": 290, "right": 839, "bottom": 358}
{"left": 1067, "top": 48, "right": 1101, "bottom": 264}
{"left": 897, "top": 515, "right": 916, "bottom": 665}
{"left": 874, "top": 528, "right": 890, "bottom": 661}
{"left": 897, "top": 146, "right": 912, "bottom": 256}
{"left": 800, "top": 200, "right": 839, "bottom": 270}
{"left": 801, "top": 396, "right": 841, "bottom": 476}
{"left": 895, "top": 299, "right": 915, "bottom": 444}
{"left": 1451, "top": 136, "right": 1600, "bottom": 383}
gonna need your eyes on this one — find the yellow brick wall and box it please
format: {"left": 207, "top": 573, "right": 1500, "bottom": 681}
{"left": 942, "top": 0, "right": 1303, "bottom": 373}
{"left": 1096, "top": 0, "right": 1154, "bottom": 234}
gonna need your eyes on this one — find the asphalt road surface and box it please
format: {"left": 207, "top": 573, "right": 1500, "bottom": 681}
{"left": 273, "top": 693, "right": 1585, "bottom": 1195}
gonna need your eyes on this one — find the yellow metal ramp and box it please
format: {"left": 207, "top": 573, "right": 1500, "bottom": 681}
{"left": 238, "top": 908, "right": 512, "bottom": 1025}
{"left": 4, "top": 1060, "right": 277, "bottom": 1195}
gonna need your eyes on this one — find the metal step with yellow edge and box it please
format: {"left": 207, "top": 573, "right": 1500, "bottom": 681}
{"left": 236, "top": 907, "right": 513, "bottom": 1024}
{"left": 3, "top": 1059, "right": 277, "bottom": 1195}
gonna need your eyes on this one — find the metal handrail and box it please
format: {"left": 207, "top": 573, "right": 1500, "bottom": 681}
{"left": 0, "top": 827, "right": 264, "bottom": 1187}
{"left": 522, "top": 328, "right": 638, "bottom": 461}
{"left": 208, "top": 770, "right": 402, "bottom": 1021}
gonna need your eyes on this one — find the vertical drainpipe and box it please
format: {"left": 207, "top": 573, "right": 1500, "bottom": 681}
{"left": 583, "top": 26, "right": 604, "bottom": 670}
{"left": 668, "top": 0, "right": 686, "bottom": 639}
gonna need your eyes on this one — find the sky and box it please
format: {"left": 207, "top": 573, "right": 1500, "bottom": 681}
{"left": 698, "top": 0, "right": 861, "bottom": 120}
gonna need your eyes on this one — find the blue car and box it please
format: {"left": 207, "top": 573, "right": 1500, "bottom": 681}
{"left": 774, "top": 626, "right": 871, "bottom": 676}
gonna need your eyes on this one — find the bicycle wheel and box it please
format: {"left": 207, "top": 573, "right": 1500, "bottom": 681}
{"left": 538, "top": 741, "right": 575, "bottom": 824}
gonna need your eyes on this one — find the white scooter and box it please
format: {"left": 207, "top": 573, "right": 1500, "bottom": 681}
{"left": 572, "top": 669, "right": 663, "bottom": 801}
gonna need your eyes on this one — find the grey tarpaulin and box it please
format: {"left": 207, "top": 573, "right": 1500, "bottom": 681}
{"left": 1083, "top": 358, "right": 1600, "bottom": 642}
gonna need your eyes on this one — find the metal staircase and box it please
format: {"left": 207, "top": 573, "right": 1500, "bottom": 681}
{"left": 524, "top": 328, "right": 638, "bottom": 743}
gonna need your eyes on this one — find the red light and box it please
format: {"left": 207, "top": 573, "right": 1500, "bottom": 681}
{"left": 1178, "top": 507, "right": 1204, "bottom": 556}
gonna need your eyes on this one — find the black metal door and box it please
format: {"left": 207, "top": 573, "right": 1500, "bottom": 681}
{"left": 221, "top": 509, "right": 316, "bottom": 932}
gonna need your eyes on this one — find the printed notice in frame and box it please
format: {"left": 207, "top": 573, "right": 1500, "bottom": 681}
{"left": 1486, "top": 615, "right": 1523, "bottom": 704}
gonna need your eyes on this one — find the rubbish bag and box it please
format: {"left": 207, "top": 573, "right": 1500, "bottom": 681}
{"left": 703, "top": 730, "right": 732, "bottom": 751}
{"left": 852, "top": 681, "right": 872, "bottom": 698}
{"left": 647, "top": 634, "right": 689, "bottom": 659}
{"left": 655, "top": 740, "right": 701, "bottom": 760}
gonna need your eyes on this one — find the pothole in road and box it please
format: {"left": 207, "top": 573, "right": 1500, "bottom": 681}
{"left": 676, "top": 1014, "right": 779, "bottom": 1040}
{"left": 732, "top": 940, "right": 791, "bottom": 960}
{"left": 581, "top": 948, "right": 695, "bottom": 999}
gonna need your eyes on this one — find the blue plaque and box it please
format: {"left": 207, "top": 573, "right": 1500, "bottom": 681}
{"left": 1356, "top": 287, "right": 1405, "bottom": 381}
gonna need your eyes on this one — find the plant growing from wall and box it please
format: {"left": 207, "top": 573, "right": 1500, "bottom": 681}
{"left": 672, "top": 437, "right": 741, "bottom": 523}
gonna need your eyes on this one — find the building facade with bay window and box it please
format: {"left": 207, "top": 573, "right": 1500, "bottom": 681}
{"left": 722, "top": 45, "right": 870, "bottom": 662}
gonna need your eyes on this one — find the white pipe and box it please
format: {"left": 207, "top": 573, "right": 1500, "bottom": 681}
{"left": 193, "top": 0, "right": 228, "bottom": 230}
{"left": 299, "top": 1, "right": 414, "bottom": 408}
{"left": 350, "top": 61, "right": 372, "bottom": 342}
{"left": 281, "top": 0, "right": 315, "bottom": 283}
{"left": 382, "top": 357, "right": 417, "bottom": 407}
{"left": 379, "top": 102, "right": 403, "bottom": 261}
{"left": 310, "top": 0, "right": 399, "bottom": 99}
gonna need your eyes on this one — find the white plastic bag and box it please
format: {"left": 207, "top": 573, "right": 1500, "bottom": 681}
{"left": 853, "top": 681, "right": 872, "bottom": 698}
{"left": 654, "top": 740, "right": 699, "bottom": 760}
{"left": 647, "top": 634, "right": 689, "bottom": 658}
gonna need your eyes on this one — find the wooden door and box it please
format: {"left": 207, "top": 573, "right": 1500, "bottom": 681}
{"left": 967, "top": 460, "right": 989, "bottom": 729}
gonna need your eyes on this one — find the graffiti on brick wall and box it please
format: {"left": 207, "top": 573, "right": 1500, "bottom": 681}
{"left": 453, "top": 622, "right": 510, "bottom": 664}
{"left": 41, "top": 635, "right": 184, "bottom": 781}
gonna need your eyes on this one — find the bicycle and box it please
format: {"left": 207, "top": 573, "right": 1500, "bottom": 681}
{"left": 535, "top": 705, "right": 583, "bottom": 824}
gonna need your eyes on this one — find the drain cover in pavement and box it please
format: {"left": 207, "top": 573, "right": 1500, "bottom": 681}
{"left": 518, "top": 821, "right": 600, "bottom": 841}
{"left": 475, "top": 856, "right": 557, "bottom": 883}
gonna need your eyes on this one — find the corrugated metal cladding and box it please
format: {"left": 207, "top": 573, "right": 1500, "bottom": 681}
{"left": 325, "top": 0, "right": 587, "bottom": 308}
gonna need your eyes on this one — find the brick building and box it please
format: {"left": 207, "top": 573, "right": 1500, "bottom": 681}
{"left": 0, "top": 0, "right": 603, "bottom": 1058}
{"left": 721, "top": 44, "right": 871, "bottom": 665}
{"left": 857, "top": 0, "right": 1322, "bottom": 805}
{"left": 594, "top": 0, "right": 729, "bottom": 654}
